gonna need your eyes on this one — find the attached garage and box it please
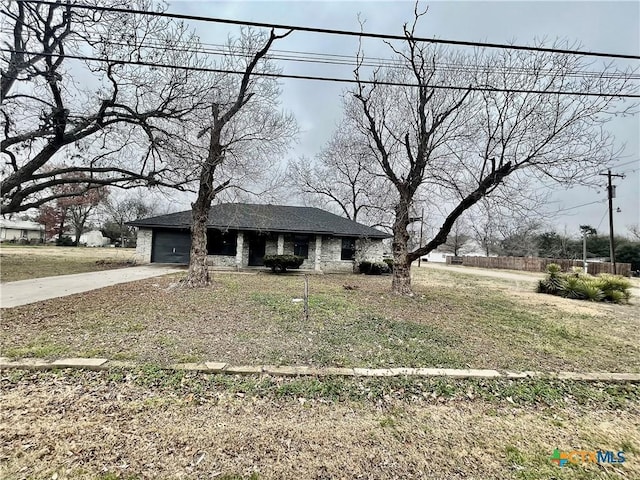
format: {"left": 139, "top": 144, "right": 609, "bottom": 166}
{"left": 151, "top": 229, "right": 191, "bottom": 264}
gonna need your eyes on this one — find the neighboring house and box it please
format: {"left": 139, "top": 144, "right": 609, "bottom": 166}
{"left": 0, "top": 219, "right": 44, "bottom": 243}
{"left": 128, "top": 203, "right": 389, "bottom": 272}
{"left": 79, "top": 230, "right": 110, "bottom": 247}
{"left": 422, "top": 239, "right": 494, "bottom": 263}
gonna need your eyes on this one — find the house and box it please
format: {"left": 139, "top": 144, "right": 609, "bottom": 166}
{"left": 422, "top": 239, "right": 494, "bottom": 263}
{"left": 0, "top": 218, "right": 44, "bottom": 243}
{"left": 79, "top": 230, "right": 110, "bottom": 247}
{"left": 128, "top": 203, "right": 389, "bottom": 272}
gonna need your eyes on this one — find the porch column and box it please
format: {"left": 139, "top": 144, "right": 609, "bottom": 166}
{"left": 315, "top": 234, "right": 322, "bottom": 271}
{"left": 235, "top": 232, "right": 244, "bottom": 269}
{"left": 277, "top": 234, "right": 284, "bottom": 255}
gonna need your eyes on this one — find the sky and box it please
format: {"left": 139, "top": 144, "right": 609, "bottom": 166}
{"left": 164, "top": 0, "right": 640, "bottom": 237}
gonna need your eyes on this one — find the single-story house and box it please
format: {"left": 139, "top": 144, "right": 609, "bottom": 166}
{"left": 0, "top": 218, "right": 44, "bottom": 243}
{"left": 128, "top": 203, "right": 389, "bottom": 272}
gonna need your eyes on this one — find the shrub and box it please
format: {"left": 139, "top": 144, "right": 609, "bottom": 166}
{"left": 263, "top": 254, "right": 304, "bottom": 273}
{"left": 616, "top": 243, "right": 640, "bottom": 271}
{"left": 56, "top": 236, "right": 75, "bottom": 246}
{"left": 358, "top": 260, "right": 390, "bottom": 275}
{"left": 592, "top": 274, "right": 631, "bottom": 302}
{"left": 383, "top": 258, "right": 394, "bottom": 271}
{"left": 538, "top": 264, "right": 631, "bottom": 304}
{"left": 561, "top": 276, "right": 605, "bottom": 302}
{"left": 537, "top": 263, "right": 564, "bottom": 295}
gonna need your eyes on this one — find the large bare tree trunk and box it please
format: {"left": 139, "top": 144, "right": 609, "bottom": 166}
{"left": 182, "top": 159, "right": 218, "bottom": 288}
{"left": 391, "top": 197, "right": 413, "bottom": 295}
{"left": 185, "top": 197, "right": 210, "bottom": 287}
{"left": 180, "top": 29, "right": 292, "bottom": 289}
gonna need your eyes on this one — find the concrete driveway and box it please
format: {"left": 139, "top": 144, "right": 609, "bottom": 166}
{"left": 0, "top": 265, "right": 184, "bottom": 308}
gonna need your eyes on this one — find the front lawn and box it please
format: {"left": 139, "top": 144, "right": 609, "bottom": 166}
{"left": 0, "top": 246, "right": 136, "bottom": 282}
{"left": 1, "top": 268, "right": 638, "bottom": 373}
{"left": 1, "top": 369, "right": 638, "bottom": 479}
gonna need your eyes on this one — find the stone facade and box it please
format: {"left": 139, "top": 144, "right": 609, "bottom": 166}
{"left": 355, "top": 237, "right": 385, "bottom": 263}
{"left": 265, "top": 237, "right": 278, "bottom": 256}
{"left": 319, "top": 237, "right": 354, "bottom": 272}
{"left": 206, "top": 254, "right": 236, "bottom": 267}
{"left": 281, "top": 234, "right": 318, "bottom": 269}
{"left": 135, "top": 227, "right": 385, "bottom": 272}
{"left": 135, "top": 228, "right": 153, "bottom": 264}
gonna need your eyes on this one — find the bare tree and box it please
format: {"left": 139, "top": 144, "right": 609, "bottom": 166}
{"left": 467, "top": 199, "right": 499, "bottom": 257}
{"left": 497, "top": 219, "right": 542, "bottom": 257}
{"left": 440, "top": 218, "right": 472, "bottom": 256}
{"left": 181, "top": 28, "right": 298, "bottom": 287}
{"left": 1, "top": 0, "right": 204, "bottom": 214}
{"left": 628, "top": 224, "right": 640, "bottom": 241}
{"left": 287, "top": 121, "right": 394, "bottom": 228}
{"left": 102, "top": 191, "right": 157, "bottom": 247}
{"left": 33, "top": 174, "right": 108, "bottom": 244}
{"left": 347, "top": 8, "right": 636, "bottom": 295}
{"left": 350, "top": 12, "right": 474, "bottom": 294}
{"left": 64, "top": 181, "right": 109, "bottom": 245}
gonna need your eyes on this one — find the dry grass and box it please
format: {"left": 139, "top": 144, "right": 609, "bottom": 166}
{"left": 1, "top": 267, "right": 638, "bottom": 372}
{"left": 0, "top": 369, "right": 638, "bottom": 479}
{"left": 0, "top": 246, "right": 136, "bottom": 282}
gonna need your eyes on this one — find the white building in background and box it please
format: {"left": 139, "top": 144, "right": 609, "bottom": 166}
{"left": 79, "top": 230, "right": 109, "bottom": 247}
{"left": 421, "top": 239, "right": 494, "bottom": 263}
{"left": 0, "top": 219, "right": 44, "bottom": 243}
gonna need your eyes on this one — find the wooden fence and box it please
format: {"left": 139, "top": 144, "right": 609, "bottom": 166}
{"left": 446, "top": 255, "right": 632, "bottom": 277}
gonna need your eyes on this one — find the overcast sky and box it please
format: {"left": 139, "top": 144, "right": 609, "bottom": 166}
{"left": 167, "top": 0, "right": 639, "bottom": 237}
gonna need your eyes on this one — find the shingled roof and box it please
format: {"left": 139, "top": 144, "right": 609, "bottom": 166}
{"left": 128, "top": 203, "right": 389, "bottom": 239}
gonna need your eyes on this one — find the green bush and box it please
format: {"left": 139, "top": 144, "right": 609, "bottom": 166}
{"left": 537, "top": 263, "right": 564, "bottom": 295}
{"left": 592, "top": 274, "right": 632, "bottom": 302}
{"left": 383, "top": 258, "right": 394, "bottom": 271}
{"left": 616, "top": 243, "right": 640, "bottom": 272}
{"left": 538, "top": 264, "right": 631, "bottom": 304}
{"left": 358, "top": 260, "right": 390, "bottom": 275}
{"left": 263, "top": 254, "right": 305, "bottom": 273}
{"left": 359, "top": 261, "right": 372, "bottom": 274}
{"left": 56, "top": 236, "right": 75, "bottom": 246}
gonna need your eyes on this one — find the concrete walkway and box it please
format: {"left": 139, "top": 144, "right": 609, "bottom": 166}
{"left": 0, "top": 265, "right": 183, "bottom": 308}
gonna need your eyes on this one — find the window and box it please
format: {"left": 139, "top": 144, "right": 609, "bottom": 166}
{"left": 207, "top": 230, "right": 237, "bottom": 256}
{"left": 293, "top": 235, "right": 309, "bottom": 258}
{"left": 341, "top": 237, "right": 356, "bottom": 260}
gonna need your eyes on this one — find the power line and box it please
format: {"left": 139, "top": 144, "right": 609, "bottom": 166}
{"left": 596, "top": 207, "right": 608, "bottom": 231}
{"left": 19, "top": 0, "right": 640, "bottom": 61}
{"left": 4, "top": 48, "right": 639, "bottom": 98}
{"left": 58, "top": 34, "right": 640, "bottom": 82}
{"left": 555, "top": 199, "right": 606, "bottom": 213}
{"left": 613, "top": 158, "right": 640, "bottom": 168}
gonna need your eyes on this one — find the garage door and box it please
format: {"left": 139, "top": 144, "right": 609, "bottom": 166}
{"left": 151, "top": 229, "right": 191, "bottom": 264}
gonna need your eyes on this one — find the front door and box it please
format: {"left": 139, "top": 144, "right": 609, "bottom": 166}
{"left": 248, "top": 233, "right": 266, "bottom": 266}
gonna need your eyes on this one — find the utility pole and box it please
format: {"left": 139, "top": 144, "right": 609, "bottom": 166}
{"left": 599, "top": 170, "right": 625, "bottom": 274}
{"left": 582, "top": 232, "right": 588, "bottom": 274}
{"left": 409, "top": 209, "right": 425, "bottom": 267}
{"left": 417, "top": 208, "right": 424, "bottom": 267}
